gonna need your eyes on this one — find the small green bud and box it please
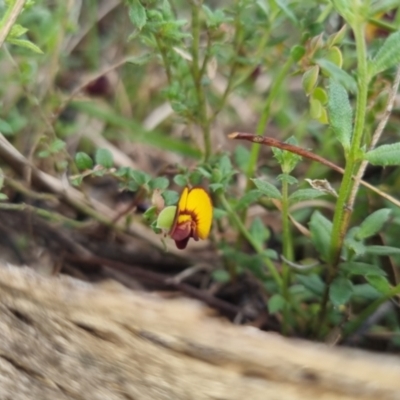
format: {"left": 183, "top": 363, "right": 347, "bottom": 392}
{"left": 310, "top": 98, "right": 322, "bottom": 119}
{"left": 327, "top": 25, "right": 347, "bottom": 48}
{"left": 302, "top": 66, "right": 320, "bottom": 95}
{"left": 325, "top": 46, "right": 343, "bottom": 68}
{"left": 312, "top": 87, "right": 328, "bottom": 105}
{"left": 291, "top": 45, "right": 306, "bottom": 62}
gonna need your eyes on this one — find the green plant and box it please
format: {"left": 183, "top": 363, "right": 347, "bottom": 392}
{"left": 1, "top": 0, "right": 400, "bottom": 347}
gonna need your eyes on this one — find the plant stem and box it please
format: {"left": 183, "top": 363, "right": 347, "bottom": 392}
{"left": 191, "top": 3, "right": 211, "bottom": 162}
{"left": 329, "top": 22, "right": 369, "bottom": 267}
{"left": 316, "top": 21, "right": 369, "bottom": 335}
{"left": 155, "top": 35, "right": 173, "bottom": 83}
{"left": 347, "top": 64, "right": 400, "bottom": 208}
{"left": 281, "top": 177, "right": 293, "bottom": 334}
{"left": 218, "top": 192, "right": 282, "bottom": 288}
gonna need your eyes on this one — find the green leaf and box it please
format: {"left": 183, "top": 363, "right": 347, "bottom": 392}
{"left": 173, "top": 174, "right": 188, "bottom": 186}
{"left": 302, "top": 66, "right": 319, "bottom": 95}
{"left": 309, "top": 98, "right": 322, "bottom": 119}
{"left": 365, "top": 274, "right": 391, "bottom": 295}
{"left": 38, "top": 150, "right": 50, "bottom": 158}
{"left": 309, "top": 211, "right": 332, "bottom": 261}
{"left": 219, "top": 154, "right": 233, "bottom": 177}
{"left": 325, "top": 46, "right": 343, "bottom": 68}
{"left": 0, "top": 118, "right": 13, "bottom": 135}
{"left": 234, "top": 145, "right": 250, "bottom": 172}
{"left": 162, "top": 190, "right": 179, "bottom": 206}
{"left": 352, "top": 283, "right": 380, "bottom": 300}
{"left": 95, "top": 148, "right": 113, "bottom": 168}
{"left": 9, "top": 24, "right": 28, "bottom": 38}
{"left": 234, "top": 190, "right": 263, "bottom": 211}
{"left": 7, "top": 38, "right": 43, "bottom": 54}
{"left": 149, "top": 176, "right": 169, "bottom": 190}
{"left": 344, "top": 237, "right": 366, "bottom": 256}
{"left": 143, "top": 205, "right": 157, "bottom": 221}
{"left": 290, "top": 44, "right": 306, "bottom": 62}
{"left": 209, "top": 183, "right": 223, "bottom": 192}
{"left": 327, "top": 79, "right": 353, "bottom": 151}
{"left": 276, "top": 173, "right": 298, "bottom": 185}
{"left": 197, "top": 167, "right": 212, "bottom": 179}
{"left": 329, "top": 276, "right": 353, "bottom": 306}
{"left": 339, "top": 262, "right": 387, "bottom": 277}
{"left": 356, "top": 208, "right": 391, "bottom": 240}
{"left": 128, "top": 0, "right": 147, "bottom": 30}
{"left": 364, "top": 142, "right": 400, "bottom": 166}
{"left": 316, "top": 59, "right": 357, "bottom": 93}
{"left": 49, "top": 139, "right": 66, "bottom": 153}
{"left": 268, "top": 293, "right": 286, "bottom": 314}
{"left": 274, "top": 0, "right": 298, "bottom": 25}
{"left": 70, "top": 175, "right": 83, "bottom": 186}
{"left": 369, "top": 31, "right": 400, "bottom": 77}
{"left": 272, "top": 137, "right": 302, "bottom": 174}
{"left": 249, "top": 217, "right": 270, "bottom": 249}
{"left": 0, "top": 193, "right": 8, "bottom": 200}
{"left": 251, "top": 178, "right": 282, "bottom": 200}
{"left": 75, "top": 152, "right": 93, "bottom": 170}
{"left": 130, "top": 169, "right": 151, "bottom": 186}
{"left": 366, "top": 246, "right": 400, "bottom": 256}
{"left": 296, "top": 274, "right": 325, "bottom": 296}
{"left": 288, "top": 188, "right": 324, "bottom": 205}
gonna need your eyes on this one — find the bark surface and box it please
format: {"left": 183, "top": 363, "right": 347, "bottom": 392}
{"left": 0, "top": 264, "right": 399, "bottom": 400}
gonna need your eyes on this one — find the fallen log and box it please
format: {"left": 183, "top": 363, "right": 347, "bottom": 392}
{"left": 0, "top": 264, "right": 399, "bottom": 400}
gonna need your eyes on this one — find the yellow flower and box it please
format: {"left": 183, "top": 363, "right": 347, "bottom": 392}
{"left": 170, "top": 186, "right": 213, "bottom": 249}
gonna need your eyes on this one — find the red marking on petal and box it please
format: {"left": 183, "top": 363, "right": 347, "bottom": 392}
{"left": 174, "top": 237, "right": 190, "bottom": 249}
{"left": 170, "top": 221, "right": 191, "bottom": 241}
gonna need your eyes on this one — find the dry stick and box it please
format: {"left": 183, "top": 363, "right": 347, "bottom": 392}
{"left": 0, "top": 0, "right": 26, "bottom": 48}
{"left": 347, "top": 65, "right": 400, "bottom": 208}
{"left": 228, "top": 132, "right": 400, "bottom": 208}
{"left": 0, "top": 133, "right": 193, "bottom": 257}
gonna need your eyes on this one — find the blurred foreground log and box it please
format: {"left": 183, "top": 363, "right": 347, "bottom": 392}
{"left": 0, "top": 264, "right": 399, "bottom": 400}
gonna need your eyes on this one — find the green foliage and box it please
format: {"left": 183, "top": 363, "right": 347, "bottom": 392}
{"left": 327, "top": 79, "right": 353, "bottom": 151}
{"left": 1, "top": 0, "right": 400, "bottom": 346}
{"left": 95, "top": 148, "right": 113, "bottom": 168}
{"left": 251, "top": 178, "right": 282, "bottom": 200}
{"left": 329, "top": 276, "right": 353, "bottom": 306}
{"left": 268, "top": 293, "right": 286, "bottom": 314}
{"left": 288, "top": 188, "right": 325, "bottom": 205}
{"left": 309, "top": 211, "right": 332, "bottom": 262}
{"left": 75, "top": 152, "right": 93, "bottom": 171}
{"left": 355, "top": 209, "right": 391, "bottom": 240}
{"left": 127, "top": 0, "right": 147, "bottom": 30}
{"left": 369, "top": 31, "right": 400, "bottom": 77}
{"left": 364, "top": 142, "right": 400, "bottom": 166}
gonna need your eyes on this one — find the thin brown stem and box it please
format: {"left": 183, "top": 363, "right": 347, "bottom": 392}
{"left": 229, "top": 132, "right": 400, "bottom": 208}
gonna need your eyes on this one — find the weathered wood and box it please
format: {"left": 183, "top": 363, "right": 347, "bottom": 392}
{"left": 0, "top": 264, "right": 399, "bottom": 400}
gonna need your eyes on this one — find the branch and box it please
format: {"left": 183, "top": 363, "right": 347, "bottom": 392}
{"left": 0, "top": 264, "right": 399, "bottom": 399}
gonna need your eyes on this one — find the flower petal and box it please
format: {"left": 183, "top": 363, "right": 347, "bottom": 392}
{"left": 185, "top": 187, "right": 213, "bottom": 240}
